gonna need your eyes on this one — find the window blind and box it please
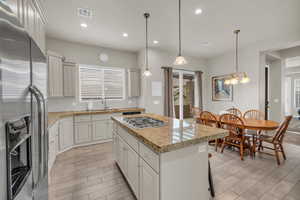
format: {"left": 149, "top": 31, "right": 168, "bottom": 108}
{"left": 79, "top": 65, "right": 124, "bottom": 101}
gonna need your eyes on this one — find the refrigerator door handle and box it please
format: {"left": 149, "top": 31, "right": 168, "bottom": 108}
{"left": 29, "top": 86, "right": 43, "bottom": 187}
{"left": 31, "top": 85, "right": 48, "bottom": 178}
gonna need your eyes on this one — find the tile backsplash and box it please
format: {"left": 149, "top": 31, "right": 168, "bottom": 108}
{"left": 47, "top": 97, "right": 140, "bottom": 112}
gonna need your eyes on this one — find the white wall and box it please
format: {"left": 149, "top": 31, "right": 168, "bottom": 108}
{"left": 138, "top": 48, "right": 207, "bottom": 115}
{"left": 46, "top": 37, "right": 138, "bottom": 67}
{"left": 205, "top": 33, "right": 300, "bottom": 115}
{"left": 46, "top": 37, "right": 140, "bottom": 112}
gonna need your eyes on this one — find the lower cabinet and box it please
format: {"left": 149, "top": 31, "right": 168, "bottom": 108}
{"left": 139, "top": 159, "right": 159, "bottom": 200}
{"left": 59, "top": 117, "right": 74, "bottom": 151}
{"left": 92, "top": 120, "right": 106, "bottom": 141}
{"left": 74, "top": 122, "right": 92, "bottom": 144}
{"left": 125, "top": 141, "right": 139, "bottom": 196}
{"left": 48, "top": 121, "right": 59, "bottom": 171}
{"left": 114, "top": 127, "right": 159, "bottom": 200}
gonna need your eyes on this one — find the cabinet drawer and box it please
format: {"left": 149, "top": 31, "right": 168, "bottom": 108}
{"left": 92, "top": 114, "right": 110, "bottom": 121}
{"left": 139, "top": 142, "right": 159, "bottom": 173}
{"left": 74, "top": 114, "right": 91, "bottom": 122}
{"left": 118, "top": 127, "right": 139, "bottom": 152}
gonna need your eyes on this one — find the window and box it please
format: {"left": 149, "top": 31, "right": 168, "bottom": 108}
{"left": 79, "top": 65, "right": 125, "bottom": 101}
{"left": 294, "top": 79, "right": 300, "bottom": 108}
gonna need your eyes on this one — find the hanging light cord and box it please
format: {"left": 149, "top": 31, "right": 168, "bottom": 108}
{"left": 235, "top": 30, "right": 240, "bottom": 73}
{"left": 178, "top": 0, "right": 182, "bottom": 56}
{"left": 144, "top": 13, "right": 150, "bottom": 69}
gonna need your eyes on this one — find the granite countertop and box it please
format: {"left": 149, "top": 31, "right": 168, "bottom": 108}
{"left": 112, "top": 113, "right": 228, "bottom": 153}
{"left": 48, "top": 108, "right": 145, "bottom": 127}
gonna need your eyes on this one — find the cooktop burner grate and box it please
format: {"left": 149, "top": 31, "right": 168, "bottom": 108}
{"left": 123, "top": 117, "right": 165, "bottom": 129}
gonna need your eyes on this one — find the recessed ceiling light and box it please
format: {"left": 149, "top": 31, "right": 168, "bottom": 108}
{"left": 122, "top": 33, "right": 128, "bottom": 37}
{"left": 153, "top": 40, "right": 159, "bottom": 44}
{"left": 195, "top": 8, "right": 203, "bottom": 15}
{"left": 80, "top": 23, "right": 88, "bottom": 28}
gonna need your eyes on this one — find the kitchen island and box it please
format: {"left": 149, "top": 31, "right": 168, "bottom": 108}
{"left": 112, "top": 113, "right": 228, "bottom": 200}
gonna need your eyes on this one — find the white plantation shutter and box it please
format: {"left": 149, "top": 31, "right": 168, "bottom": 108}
{"left": 79, "top": 65, "right": 125, "bottom": 101}
{"left": 80, "top": 66, "right": 103, "bottom": 100}
{"left": 104, "top": 69, "right": 124, "bottom": 99}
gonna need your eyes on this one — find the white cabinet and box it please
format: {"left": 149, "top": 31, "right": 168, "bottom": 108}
{"left": 74, "top": 122, "right": 92, "bottom": 144}
{"left": 139, "top": 158, "right": 159, "bottom": 200}
{"left": 126, "top": 144, "right": 139, "bottom": 196}
{"left": 63, "top": 62, "right": 76, "bottom": 97}
{"left": 5, "top": 0, "right": 46, "bottom": 52}
{"left": 128, "top": 69, "right": 141, "bottom": 97}
{"left": 59, "top": 117, "right": 74, "bottom": 151}
{"left": 48, "top": 52, "right": 63, "bottom": 97}
{"left": 114, "top": 123, "right": 159, "bottom": 199}
{"left": 48, "top": 121, "right": 59, "bottom": 171}
{"left": 118, "top": 136, "right": 127, "bottom": 172}
{"left": 106, "top": 120, "right": 113, "bottom": 139}
{"left": 92, "top": 120, "right": 106, "bottom": 141}
{"left": 5, "top": 0, "right": 23, "bottom": 23}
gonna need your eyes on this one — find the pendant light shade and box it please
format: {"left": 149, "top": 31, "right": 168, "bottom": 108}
{"left": 225, "top": 30, "right": 250, "bottom": 85}
{"left": 174, "top": 0, "right": 187, "bottom": 66}
{"left": 174, "top": 56, "right": 187, "bottom": 65}
{"left": 143, "top": 13, "right": 152, "bottom": 77}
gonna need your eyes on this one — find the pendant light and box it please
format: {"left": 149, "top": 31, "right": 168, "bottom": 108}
{"left": 225, "top": 30, "right": 250, "bottom": 85}
{"left": 174, "top": 0, "right": 187, "bottom": 65}
{"left": 143, "top": 13, "right": 152, "bottom": 77}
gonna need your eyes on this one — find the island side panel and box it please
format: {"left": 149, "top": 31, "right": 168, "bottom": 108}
{"left": 160, "top": 143, "right": 209, "bottom": 200}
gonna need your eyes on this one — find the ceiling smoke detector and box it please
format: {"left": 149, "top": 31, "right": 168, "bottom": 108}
{"left": 77, "top": 8, "right": 92, "bottom": 18}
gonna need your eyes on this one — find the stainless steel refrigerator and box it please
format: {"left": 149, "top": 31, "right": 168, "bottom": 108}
{"left": 0, "top": 2, "right": 48, "bottom": 200}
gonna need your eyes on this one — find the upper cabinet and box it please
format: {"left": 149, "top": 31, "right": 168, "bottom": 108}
{"left": 128, "top": 69, "right": 141, "bottom": 98}
{"left": 4, "top": 0, "right": 46, "bottom": 53}
{"left": 48, "top": 52, "right": 63, "bottom": 97}
{"left": 48, "top": 53, "right": 77, "bottom": 98}
{"left": 63, "top": 62, "right": 77, "bottom": 97}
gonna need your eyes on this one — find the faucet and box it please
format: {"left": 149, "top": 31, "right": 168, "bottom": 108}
{"left": 101, "top": 98, "right": 109, "bottom": 110}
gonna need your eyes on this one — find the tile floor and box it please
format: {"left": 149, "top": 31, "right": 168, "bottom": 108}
{"left": 49, "top": 142, "right": 300, "bottom": 200}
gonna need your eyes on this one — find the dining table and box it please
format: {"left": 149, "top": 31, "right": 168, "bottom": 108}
{"left": 197, "top": 114, "right": 280, "bottom": 154}
{"left": 197, "top": 114, "right": 280, "bottom": 131}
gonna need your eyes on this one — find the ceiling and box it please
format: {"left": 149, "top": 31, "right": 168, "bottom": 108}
{"left": 45, "top": 0, "right": 300, "bottom": 59}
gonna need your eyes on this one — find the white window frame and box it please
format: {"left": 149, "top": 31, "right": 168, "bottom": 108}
{"left": 294, "top": 79, "right": 300, "bottom": 108}
{"left": 78, "top": 64, "right": 126, "bottom": 102}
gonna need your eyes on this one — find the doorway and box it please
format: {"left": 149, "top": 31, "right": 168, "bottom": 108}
{"left": 173, "top": 70, "right": 195, "bottom": 120}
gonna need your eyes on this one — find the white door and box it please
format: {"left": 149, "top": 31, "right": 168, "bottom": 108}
{"left": 139, "top": 158, "right": 159, "bottom": 200}
{"left": 59, "top": 117, "right": 74, "bottom": 151}
{"left": 126, "top": 144, "right": 139, "bottom": 197}
{"left": 92, "top": 120, "right": 106, "bottom": 141}
{"left": 74, "top": 122, "right": 92, "bottom": 144}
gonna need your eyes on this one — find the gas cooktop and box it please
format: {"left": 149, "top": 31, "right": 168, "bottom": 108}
{"left": 123, "top": 117, "right": 165, "bottom": 129}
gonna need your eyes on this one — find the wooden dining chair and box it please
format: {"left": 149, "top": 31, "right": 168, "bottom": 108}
{"left": 243, "top": 109, "right": 265, "bottom": 120}
{"left": 199, "top": 111, "right": 219, "bottom": 151}
{"left": 226, "top": 107, "right": 243, "bottom": 118}
{"left": 243, "top": 109, "right": 265, "bottom": 156}
{"left": 219, "top": 114, "right": 253, "bottom": 160}
{"left": 258, "top": 116, "right": 292, "bottom": 165}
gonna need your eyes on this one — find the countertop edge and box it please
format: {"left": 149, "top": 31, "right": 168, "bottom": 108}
{"left": 48, "top": 108, "right": 145, "bottom": 128}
